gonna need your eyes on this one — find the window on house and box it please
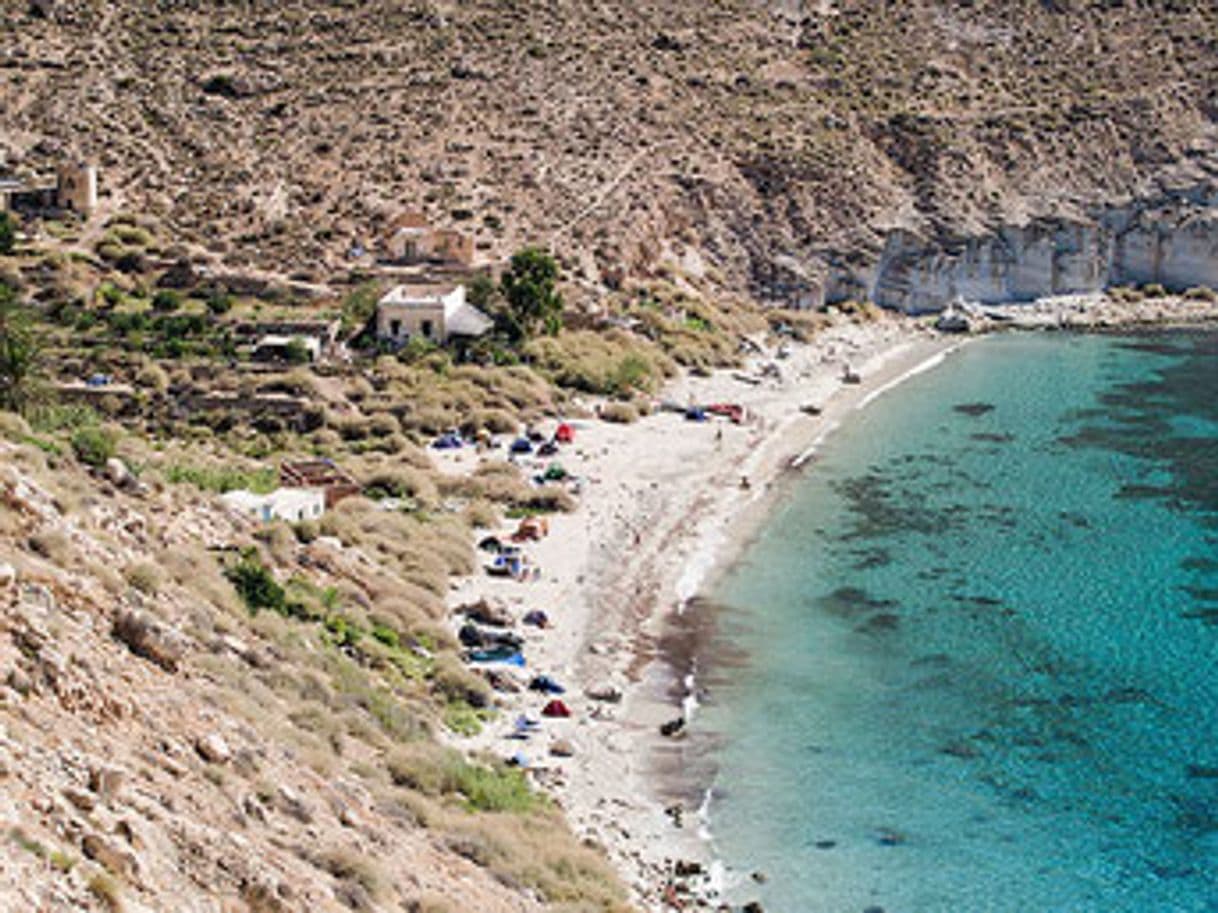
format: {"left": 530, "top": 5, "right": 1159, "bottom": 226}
{"left": 390, "top": 319, "right": 402, "bottom": 337}
{"left": 421, "top": 319, "right": 434, "bottom": 338}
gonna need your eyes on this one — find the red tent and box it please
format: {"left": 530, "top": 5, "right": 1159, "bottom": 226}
{"left": 542, "top": 699, "right": 572, "bottom": 718}
{"left": 555, "top": 423, "right": 574, "bottom": 444}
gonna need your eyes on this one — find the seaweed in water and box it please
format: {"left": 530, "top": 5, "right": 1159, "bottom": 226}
{"left": 817, "top": 585, "right": 899, "bottom": 619}
{"left": 1060, "top": 330, "right": 1218, "bottom": 521}
{"left": 833, "top": 472, "right": 971, "bottom": 540}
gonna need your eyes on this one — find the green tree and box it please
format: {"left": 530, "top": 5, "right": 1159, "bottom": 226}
{"left": 466, "top": 272, "right": 500, "bottom": 312}
{"left": 0, "top": 212, "right": 14, "bottom": 256}
{"left": 0, "top": 283, "right": 43, "bottom": 413}
{"left": 498, "top": 247, "right": 563, "bottom": 341}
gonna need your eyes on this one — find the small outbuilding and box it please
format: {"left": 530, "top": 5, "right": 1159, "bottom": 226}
{"left": 221, "top": 487, "right": 325, "bottom": 523}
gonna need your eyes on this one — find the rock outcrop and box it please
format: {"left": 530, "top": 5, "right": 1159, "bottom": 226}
{"left": 820, "top": 187, "right": 1218, "bottom": 313}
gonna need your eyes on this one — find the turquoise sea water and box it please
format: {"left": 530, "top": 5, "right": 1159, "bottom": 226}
{"left": 703, "top": 331, "right": 1218, "bottom": 913}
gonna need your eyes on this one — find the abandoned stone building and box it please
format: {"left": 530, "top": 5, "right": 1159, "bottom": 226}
{"left": 0, "top": 162, "right": 98, "bottom": 216}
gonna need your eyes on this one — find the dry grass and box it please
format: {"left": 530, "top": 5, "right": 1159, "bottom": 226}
{"left": 440, "top": 812, "right": 629, "bottom": 912}
{"left": 123, "top": 561, "right": 163, "bottom": 595}
{"left": 161, "top": 545, "right": 245, "bottom": 617}
{"left": 318, "top": 846, "right": 387, "bottom": 902}
{"left": 28, "top": 528, "right": 73, "bottom": 565}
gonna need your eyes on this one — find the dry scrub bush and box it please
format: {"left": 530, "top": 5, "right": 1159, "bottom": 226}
{"left": 519, "top": 485, "right": 576, "bottom": 513}
{"left": 0, "top": 411, "right": 31, "bottom": 440}
{"left": 318, "top": 847, "right": 387, "bottom": 902}
{"left": 124, "top": 561, "right": 163, "bottom": 595}
{"left": 259, "top": 369, "right": 318, "bottom": 397}
{"left": 322, "top": 500, "right": 472, "bottom": 595}
{"left": 368, "top": 595, "right": 432, "bottom": 635}
{"left": 436, "top": 460, "right": 528, "bottom": 505}
{"left": 88, "top": 560, "right": 126, "bottom": 595}
{"left": 431, "top": 657, "right": 491, "bottom": 708}
{"left": 599, "top": 402, "right": 637, "bottom": 424}
{"left": 524, "top": 329, "right": 672, "bottom": 396}
{"left": 397, "top": 440, "right": 434, "bottom": 470}
{"left": 368, "top": 412, "right": 399, "bottom": 437}
{"left": 463, "top": 499, "right": 498, "bottom": 529}
{"left": 458, "top": 408, "right": 518, "bottom": 436}
{"left": 160, "top": 545, "right": 244, "bottom": 617}
{"left": 253, "top": 522, "right": 297, "bottom": 566}
{"left": 386, "top": 741, "right": 458, "bottom": 793}
{"left": 768, "top": 308, "right": 827, "bottom": 341}
{"left": 135, "top": 361, "right": 170, "bottom": 394}
{"left": 362, "top": 467, "right": 439, "bottom": 507}
{"left": 28, "top": 529, "right": 73, "bottom": 565}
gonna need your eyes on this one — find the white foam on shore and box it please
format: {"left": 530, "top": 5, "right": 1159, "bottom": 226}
{"left": 675, "top": 525, "right": 726, "bottom": 609}
{"left": 789, "top": 418, "right": 841, "bottom": 469}
{"left": 855, "top": 346, "right": 951, "bottom": 411}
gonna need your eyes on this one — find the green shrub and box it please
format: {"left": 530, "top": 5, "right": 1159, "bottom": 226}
{"left": 70, "top": 426, "right": 117, "bottom": 467}
{"left": 165, "top": 464, "right": 277, "bottom": 493}
{"left": 206, "top": 292, "right": 233, "bottom": 315}
{"left": 225, "top": 552, "right": 287, "bottom": 614}
{"left": 0, "top": 212, "right": 14, "bottom": 256}
{"left": 151, "top": 290, "right": 182, "bottom": 312}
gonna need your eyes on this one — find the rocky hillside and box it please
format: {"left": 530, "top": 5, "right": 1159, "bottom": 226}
{"left": 3, "top": 0, "right": 1216, "bottom": 300}
{"left": 0, "top": 428, "right": 628, "bottom": 913}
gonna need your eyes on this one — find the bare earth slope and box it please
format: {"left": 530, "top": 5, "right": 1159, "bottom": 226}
{"left": 3, "top": 1, "right": 1217, "bottom": 296}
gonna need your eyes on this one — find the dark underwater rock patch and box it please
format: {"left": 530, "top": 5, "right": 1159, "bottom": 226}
{"left": 855, "top": 612, "right": 901, "bottom": 635}
{"left": 953, "top": 402, "right": 996, "bottom": 417}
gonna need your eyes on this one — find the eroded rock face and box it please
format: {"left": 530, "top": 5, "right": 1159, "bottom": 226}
{"left": 857, "top": 188, "right": 1218, "bottom": 313}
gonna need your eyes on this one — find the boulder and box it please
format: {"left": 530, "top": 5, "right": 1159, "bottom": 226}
{"left": 104, "top": 458, "right": 131, "bottom": 488}
{"left": 112, "top": 611, "right": 185, "bottom": 672}
{"left": 195, "top": 732, "right": 231, "bottom": 764}
{"left": 585, "top": 684, "right": 622, "bottom": 703}
{"left": 550, "top": 739, "right": 576, "bottom": 758}
{"left": 659, "top": 716, "right": 686, "bottom": 737}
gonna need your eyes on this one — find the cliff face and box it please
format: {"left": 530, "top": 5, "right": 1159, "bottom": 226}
{"left": 2, "top": 1, "right": 1217, "bottom": 300}
{"left": 843, "top": 189, "right": 1218, "bottom": 313}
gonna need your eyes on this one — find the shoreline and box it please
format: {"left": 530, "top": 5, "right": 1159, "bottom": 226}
{"left": 443, "top": 313, "right": 962, "bottom": 910}
{"left": 442, "top": 301, "right": 1218, "bottom": 912}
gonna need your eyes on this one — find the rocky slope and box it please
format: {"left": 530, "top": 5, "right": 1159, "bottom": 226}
{"left": 0, "top": 439, "right": 625, "bottom": 913}
{"left": 3, "top": 1, "right": 1217, "bottom": 301}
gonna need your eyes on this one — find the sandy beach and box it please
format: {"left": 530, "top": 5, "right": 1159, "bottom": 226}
{"left": 435, "top": 313, "right": 963, "bottom": 910}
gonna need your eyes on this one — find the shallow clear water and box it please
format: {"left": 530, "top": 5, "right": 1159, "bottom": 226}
{"left": 704, "top": 331, "right": 1218, "bottom": 913}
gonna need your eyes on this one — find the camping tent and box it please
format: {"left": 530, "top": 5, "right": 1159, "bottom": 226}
{"left": 541, "top": 699, "right": 571, "bottom": 718}
{"left": 555, "top": 423, "right": 574, "bottom": 444}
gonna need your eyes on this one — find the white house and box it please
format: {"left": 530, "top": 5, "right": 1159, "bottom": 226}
{"left": 375, "top": 283, "right": 492, "bottom": 345}
{"left": 221, "top": 487, "right": 325, "bottom": 523}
